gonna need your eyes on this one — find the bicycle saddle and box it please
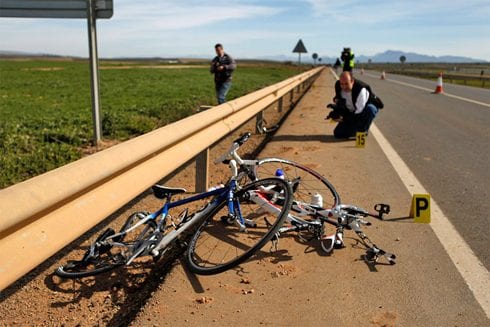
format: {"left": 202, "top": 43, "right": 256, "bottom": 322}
{"left": 152, "top": 185, "right": 187, "bottom": 199}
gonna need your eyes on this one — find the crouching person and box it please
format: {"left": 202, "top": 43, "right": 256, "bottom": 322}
{"left": 327, "top": 72, "right": 383, "bottom": 139}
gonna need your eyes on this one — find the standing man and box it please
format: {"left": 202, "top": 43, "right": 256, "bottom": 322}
{"left": 326, "top": 72, "right": 383, "bottom": 138}
{"left": 210, "top": 43, "right": 236, "bottom": 104}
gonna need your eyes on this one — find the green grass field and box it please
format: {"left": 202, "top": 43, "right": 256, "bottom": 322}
{"left": 0, "top": 59, "right": 301, "bottom": 188}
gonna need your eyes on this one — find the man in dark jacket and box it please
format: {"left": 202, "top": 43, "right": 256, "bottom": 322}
{"left": 210, "top": 43, "right": 236, "bottom": 104}
{"left": 327, "top": 72, "right": 380, "bottom": 138}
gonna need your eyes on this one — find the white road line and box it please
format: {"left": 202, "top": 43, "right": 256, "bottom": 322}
{"left": 371, "top": 124, "right": 490, "bottom": 319}
{"left": 363, "top": 72, "right": 490, "bottom": 108}
{"left": 330, "top": 68, "right": 490, "bottom": 318}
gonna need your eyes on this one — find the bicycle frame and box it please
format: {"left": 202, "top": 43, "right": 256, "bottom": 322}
{"left": 96, "top": 161, "right": 249, "bottom": 265}
{"left": 148, "top": 183, "right": 237, "bottom": 260}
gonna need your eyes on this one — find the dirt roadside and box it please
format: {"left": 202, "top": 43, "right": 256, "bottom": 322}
{"left": 1, "top": 70, "right": 487, "bottom": 326}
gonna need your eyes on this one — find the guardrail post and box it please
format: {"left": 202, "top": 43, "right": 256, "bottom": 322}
{"left": 289, "top": 90, "right": 294, "bottom": 108}
{"left": 277, "top": 97, "right": 283, "bottom": 113}
{"left": 195, "top": 148, "right": 209, "bottom": 193}
{"left": 256, "top": 111, "right": 264, "bottom": 134}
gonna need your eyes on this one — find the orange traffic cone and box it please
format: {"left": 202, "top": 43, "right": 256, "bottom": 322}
{"left": 380, "top": 71, "right": 386, "bottom": 80}
{"left": 434, "top": 73, "right": 444, "bottom": 94}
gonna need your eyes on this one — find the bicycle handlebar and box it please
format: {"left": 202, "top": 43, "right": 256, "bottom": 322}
{"left": 214, "top": 132, "right": 251, "bottom": 164}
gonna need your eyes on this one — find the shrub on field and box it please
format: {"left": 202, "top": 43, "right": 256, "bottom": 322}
{"left": 125, "top": 115, "right": 159, "bottom": 135}
{"left": 102, "top": 111, "right": 117, "bottom": 137}
{"left": 0, "top": 123, "right": 81, "bottom": 188}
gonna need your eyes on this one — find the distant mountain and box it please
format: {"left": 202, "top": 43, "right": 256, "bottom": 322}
{"left": 1, "top": 49, "right": 486, "bottom": 63}
{"left": 260, "top": 54, "right": 338, "bottom": 64}
{"left": 356, "top": 50, "right": 485, "bottom": 63}
{"left": 259, "top": 50, "right": 486, "bottom": 64}
{"left": 0, "top": 50, "right": 67, "bottom": 58}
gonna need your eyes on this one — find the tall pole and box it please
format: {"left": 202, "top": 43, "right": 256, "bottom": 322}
{"left": 86, "top": 0, "right": 102, "bottom": 144}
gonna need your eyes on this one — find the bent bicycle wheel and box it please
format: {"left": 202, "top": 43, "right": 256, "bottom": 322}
{"left": 55, "top": 228, "right": 125, "bottom": 278}
{"left": 55, "top": 256, "right": 125, "bottom": 278}
{"left": 56, "top": 213, "right": 157, "bottom": 278}
{"left": 254, "top": 158, "right": 340, "bottom": 223}
{"left": 186, "top": 178, "right": 292, "bottom": 275}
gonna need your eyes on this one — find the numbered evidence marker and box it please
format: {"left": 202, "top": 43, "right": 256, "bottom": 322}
{"left": 355, "top": 132, "right": 366, "bottom": 148}
{"left": 410, "top": 194, "right": 431, "bottom": 223}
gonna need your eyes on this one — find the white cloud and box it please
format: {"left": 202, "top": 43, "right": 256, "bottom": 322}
{"left": 0, "top": 0, "right": 285, "bottom": 57}
{"left": 303, "top": 0, "right": 490, "bottom": 24}
{"left": 111, "top": 0, "right": 282, "bottom": 31}
{"left": 1, "top": 0, "right": 489, "bottom": 59}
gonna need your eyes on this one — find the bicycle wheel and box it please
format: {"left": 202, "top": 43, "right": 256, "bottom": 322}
{"left": 254, "top": 158, "right": 340, "bottom": 222}
{"left": 56, "top": 213, "right": 157, "bottom": 278}
{"left": 186, "top": 178, "right": 292, "bottom": 275}
{"left": 55, "top": 228, "right": 125, "bottom": 278}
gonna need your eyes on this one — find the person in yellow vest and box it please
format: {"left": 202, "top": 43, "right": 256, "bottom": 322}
{"left": 341, "top": 47, "right": 355, "bottom": 72}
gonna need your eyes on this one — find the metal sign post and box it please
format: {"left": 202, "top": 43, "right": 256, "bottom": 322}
{"left": 292, "top": 39, "right": 307, "bottom": 66}
{"left": 0, "top": 0, "right": 113, "bottom": 144}
{"left": 87, "top": 0, "right": 101, "bottom": 143}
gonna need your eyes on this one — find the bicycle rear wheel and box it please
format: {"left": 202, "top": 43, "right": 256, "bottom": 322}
{"left": 186, "top": 178, "right": 292, "bottom": 275}
{"left": 56, "top": 213, "right": 157, "bottom": 278}
{"left": 55, "top": 228, "right": 125, "bottom": 278}
{"left": 254, "top": 158, "right": 340, "bottom": 222}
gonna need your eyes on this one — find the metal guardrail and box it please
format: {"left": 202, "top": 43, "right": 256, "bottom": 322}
{"left": 0, "top": 66, "right": 324, "bottom": 291}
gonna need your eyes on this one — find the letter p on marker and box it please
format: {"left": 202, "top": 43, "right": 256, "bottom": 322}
{"left": 410, "top": 194, "right": 431, "bottom": 223}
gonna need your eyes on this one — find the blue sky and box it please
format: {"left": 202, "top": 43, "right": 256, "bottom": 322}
{"left": 1, "top": 0, "right": 489, "bottom": 60}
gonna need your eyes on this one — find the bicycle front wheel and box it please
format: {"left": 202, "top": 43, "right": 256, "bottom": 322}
{"left": 186, "top": 178, "right": 292, "bottom": 275}
{"left": 254, "top": 158, "right": 340, "bottom": 222}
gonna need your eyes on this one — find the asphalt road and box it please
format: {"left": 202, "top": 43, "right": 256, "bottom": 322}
{"left": 357, "top": 70, "right": 490, "bottom": 270}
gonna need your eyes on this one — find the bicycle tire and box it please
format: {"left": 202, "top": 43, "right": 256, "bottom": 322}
{"left": 55, "top": 228, "right": 124, "bottom": 278}
{"left": 55, "top": 258, "right": 124, "bottom": 278}
{"left": 254, "top": 158, "right": 340, "bottom": 223}
{"left": 56, "top": 213, "right": 156, "bottom": 279}
{"left": 186, "top": 178, "right": 293, "bottom": 275}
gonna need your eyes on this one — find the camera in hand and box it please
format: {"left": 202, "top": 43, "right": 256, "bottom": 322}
{"left": 326, "top": 99, "right": 348, "bottom": 120}
{"left": 326, "top": 110, "right": 341, "bottom": 120}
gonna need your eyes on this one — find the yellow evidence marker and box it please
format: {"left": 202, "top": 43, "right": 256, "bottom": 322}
{"left": 355, "top": 132, "right": 366, "bottom": 148}
{"left": 410, "top": 194, "right": 431, "bottom": 223}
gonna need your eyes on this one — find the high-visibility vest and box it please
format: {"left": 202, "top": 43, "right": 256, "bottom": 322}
{"left": 349, "top": 53, "right": 355, "bottom": 68}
